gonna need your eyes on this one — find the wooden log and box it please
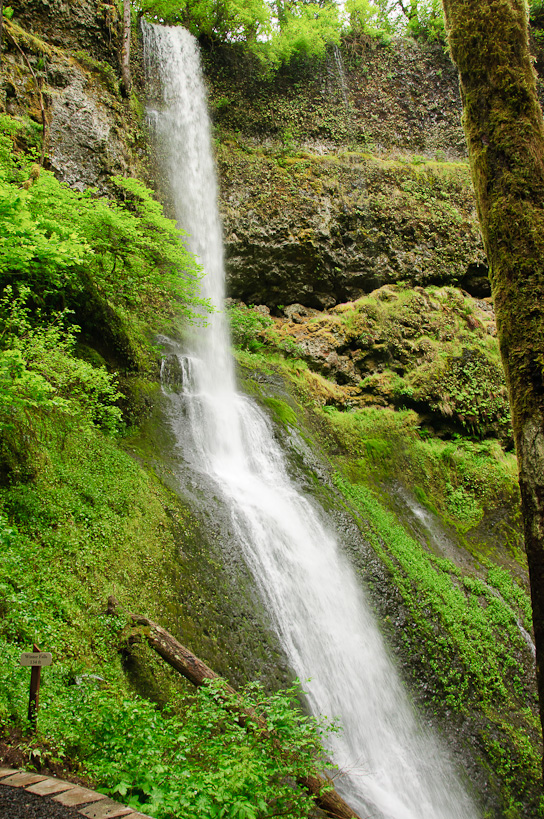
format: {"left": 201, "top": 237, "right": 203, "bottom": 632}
{"left": 110, "top": 598, "right": 361, "bottom": 819}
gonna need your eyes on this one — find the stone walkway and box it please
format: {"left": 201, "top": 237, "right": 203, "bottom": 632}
{"left": 0, "top": 767, "right": 153, "bottom": 819}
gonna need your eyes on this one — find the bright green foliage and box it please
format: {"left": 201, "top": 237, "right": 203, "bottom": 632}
{"left": 78, "top": 176, "right": 205, "bottom": 320}
{"left": 0, "top": 115, "right": 207, "bottom": 438}
{"left": 317, "top": 403, "right": 519, "bottom": 530}
{"left": 0, "top": 287, "right": 123, "bottom": 434}
{"left": 265, "top": 3, "right": 341, "bottom": 66}
{"left": 0, "top": 393, "right": 335, "bottom": 819}
{"left": 0, "top": 349, "right": 56, "bottom": 425}
{"left": 0, "top": 117, "right": 204, "bottom": 321}
{"left": 404, "top": 0, "right": 445, "bottom": 41}
{"left": 138, "top": 0, "right": 342, "bottom": 64}
{"left": 37, "top": 678, "right": 332, "bottom": 819}
{"left": 345, "top": 0, "right": 386, "bottom": 38}
{"left": 333, "top": 474, "right": 540, "bottom": 810}
{"left": 0, "top": 184, "right": 87, "bottom": 295}
{"left": 227, "top": 303, "right": 273, "bottom": 351}
{"left": 136, "top": 0, "right": 447, "bottom": 55}
{"left": 136, "top": 0, "right": 272, "bottom": 43}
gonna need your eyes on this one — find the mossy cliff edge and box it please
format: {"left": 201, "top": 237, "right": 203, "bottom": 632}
{"left": 0, "top": 3, "right": 541, "bottom": 818}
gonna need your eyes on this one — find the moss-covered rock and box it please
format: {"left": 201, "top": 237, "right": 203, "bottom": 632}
{"left": 12, "top": 0, "right": 121, "bottom": 68}
{"left": 239, "top": 284, "right": 511, "bottom": 440}
{"left": 219, "top": 145, "right": 486, "bottom": 308}
{"left": 1, "top": 18, "right": 145, "bottom": 192}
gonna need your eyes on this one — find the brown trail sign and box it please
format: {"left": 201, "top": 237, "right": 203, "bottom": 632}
{"left": 19, "top": 645, "right": 52, "bottom": 728}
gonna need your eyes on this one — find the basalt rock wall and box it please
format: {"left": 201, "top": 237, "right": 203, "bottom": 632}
{"left": 5, "top": 2, "right": 144, "bottom": 192}
{"left": 217, "top": 145, "right": 486, "bottom": 309}
{"left": 12, "top": 0, "right": 121, "bottom": 66}
{"left": 4, "top": 7, "right": 487, "bottom": 309}
{"left": 202, "top": 39, "right": 488, "bottom": 308}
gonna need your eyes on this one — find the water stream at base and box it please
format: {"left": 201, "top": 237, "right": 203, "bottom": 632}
{"left": 143, "top": 23, "right": 480, "bottom": 819}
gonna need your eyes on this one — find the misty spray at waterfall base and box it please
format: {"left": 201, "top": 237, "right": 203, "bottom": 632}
{"left": 143, "top": 22, "right": 480, "bottom": 819}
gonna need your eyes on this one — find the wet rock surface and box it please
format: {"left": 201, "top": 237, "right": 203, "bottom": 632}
{"left": 3, "top": 10, "right": 142, "bottom": 194}
{"left": 49, "top": 70, "right": 130, "bottom": 191}
{"left": 205, "top": 36, "right": 484, "bottom": 309}
{"left": 205, "top": 37, "right": 465, "bottom": 157}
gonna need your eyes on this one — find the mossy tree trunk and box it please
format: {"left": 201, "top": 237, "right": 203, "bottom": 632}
{"left": 441, "top": 0, "right": 544, "bottom": 764}
{"left": 0, "top": 2, "right": 4, "bottom": 68}
{"left": 121, "top": 0, "right": 131, "bottom": 94}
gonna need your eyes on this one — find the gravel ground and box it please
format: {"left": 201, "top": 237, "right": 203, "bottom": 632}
{"left": 0, "top": 785, "right": 86, "bottom": 819}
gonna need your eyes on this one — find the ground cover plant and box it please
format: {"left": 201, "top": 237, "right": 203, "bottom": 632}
{"left": 335, "top": 472, "right": 541, "bottom": 816}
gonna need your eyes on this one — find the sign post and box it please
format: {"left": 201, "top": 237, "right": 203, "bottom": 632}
{"left": 19, "top": 645, "right": 52, "bottom": 729}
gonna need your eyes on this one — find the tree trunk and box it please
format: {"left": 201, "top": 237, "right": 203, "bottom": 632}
{"left": 121, "top": 0, "right": 131, "bottom": 95}
{"left": 114, "top": 602, "right": 361, "bottom": 819}
{"left": 441, "top": 0, "right": 544, "bottom": 768}
{"left": 1, "top": 1, "right": 4, "bottom": 68}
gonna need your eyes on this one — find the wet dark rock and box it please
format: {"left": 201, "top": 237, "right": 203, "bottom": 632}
{"left": 160, "top": 354, "right": 185, "bottom": 392}
{"left": 49, "top": 72, "right": 130, "bottom": 191}
{"left": 461, "top": 262, "right": 491, "bottom": 298}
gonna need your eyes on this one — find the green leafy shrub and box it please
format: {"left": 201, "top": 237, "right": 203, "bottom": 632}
{"left": 0, "top": 117, "right": 206, "bottom": 326}
{"left": 404, "top": 0, "right": 445, "bottom": 42}
{"left": 228, "top": 304, "right": 273, "bottom": 351}
{"left": 39, "top": 678, "right": 333, "bottom": 819}
{"left": 0, "top": 286, "right": 122, "bottom": 434}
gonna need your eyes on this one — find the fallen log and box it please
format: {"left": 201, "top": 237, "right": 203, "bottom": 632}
{"left": 110, "top": 597, "right": 361, "bottom": 819}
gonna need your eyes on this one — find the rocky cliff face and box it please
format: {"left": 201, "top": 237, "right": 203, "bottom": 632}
{"left": 205, "top": 36, "right": 465, "bottom": 157}
{"left": 4, "top": 8, "right": 486, "bottom": 310}
{"left": 218, "top": 145, "right": 486, "bottom": 309}
{"left": 13, "top": 0, "right": 120, "bottom": 66}
{"left": 202, "top": 38, "right": 487, "bottom": 308}
{"left": 5, "top": 2, "right": 143, "bottom": 192}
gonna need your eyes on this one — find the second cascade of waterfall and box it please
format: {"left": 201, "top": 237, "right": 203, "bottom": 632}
{"left": 143, "top": 22, "right": 480, "bottom": 819}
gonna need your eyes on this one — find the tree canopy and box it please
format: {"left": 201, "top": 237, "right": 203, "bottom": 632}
{"left": 131, "top": 0, "right": 450, "bottom": 66}
{"left": 122, "top": 0, "right": 544, "bottom": 71}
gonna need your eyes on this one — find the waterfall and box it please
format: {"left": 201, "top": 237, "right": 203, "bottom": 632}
{"left": 143, "top": 23, "right": 480, "bottom": 819}
{"left": 333, "top": 44, "right": 350, "bottom": 111}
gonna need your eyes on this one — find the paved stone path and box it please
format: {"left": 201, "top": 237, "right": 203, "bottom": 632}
{"left": 0, "top": 767, "right": 153, "bottom": 819}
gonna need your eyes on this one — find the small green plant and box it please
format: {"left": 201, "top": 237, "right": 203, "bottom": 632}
{"left": 228, "top": 304, "right": 273, "bottom": 351}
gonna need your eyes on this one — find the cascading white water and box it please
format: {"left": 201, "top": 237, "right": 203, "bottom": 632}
{"left": 333, "top": 44, "right": 350, "bottom": 110}
{"left": 143, "top": 23, "right": 481, "bottom": 819}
